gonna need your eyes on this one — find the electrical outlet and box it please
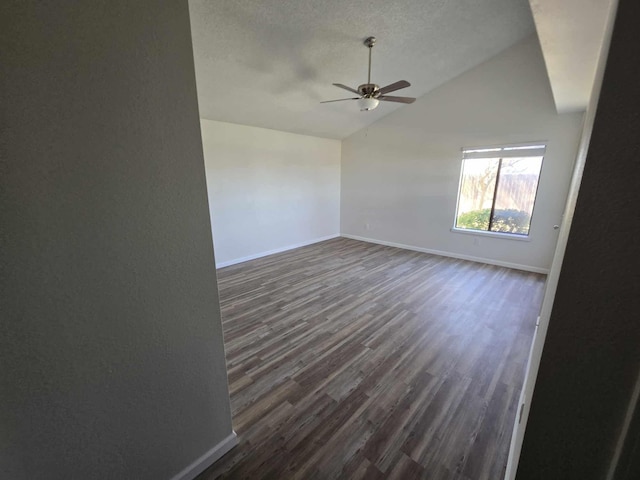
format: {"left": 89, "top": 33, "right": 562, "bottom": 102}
{"left": 365, "top": 223, "right": 370, "bottom": 231}
{"left": 473, "top": 237, "right": 480, "bottom": 246}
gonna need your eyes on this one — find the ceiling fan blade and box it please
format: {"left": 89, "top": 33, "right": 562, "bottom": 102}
{"left": 320, "top": 97, "right": 359, "bottom": 103}
{"left": 333, "top": 83, "right": 360, "bottom": 94}
{"left": 378, "top": 95, "right": 416, "bottom": 104}
{"left": 378, "top": 80, "right": 411, "bottom": 95}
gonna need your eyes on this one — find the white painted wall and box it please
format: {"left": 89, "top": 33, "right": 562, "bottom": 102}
{"left": 341, "top": 35, "right": 584, "bottom": 273}
{"left": 1, "top": 3, "right": 234, "bottom": 479}
{"left": 200, "top": 119, "right": 341, "bottom": 267}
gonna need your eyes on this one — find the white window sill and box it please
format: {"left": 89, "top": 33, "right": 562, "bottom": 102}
{"left": 451, "top": 227, "right": 532, "bottom": 242}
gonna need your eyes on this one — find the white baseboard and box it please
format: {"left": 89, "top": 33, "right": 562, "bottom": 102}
{"left": 340, "top": 234, "right": 549, "bottom": 274}
{"left": 216, "top": 234, "right": 340, "bottom": 268}
{"left": 170, "top": 430, "right": 238, "bottom": 480}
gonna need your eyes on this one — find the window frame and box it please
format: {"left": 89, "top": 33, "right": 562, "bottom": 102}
{"left": 452, "top": 142, "right": 546, "bottom": 239}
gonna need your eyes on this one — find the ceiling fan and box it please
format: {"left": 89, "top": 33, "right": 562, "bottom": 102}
{"left": 322, "top": 36, "right": 416, "bottom": 111}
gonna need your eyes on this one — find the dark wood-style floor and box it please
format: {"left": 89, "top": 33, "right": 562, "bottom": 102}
{"left": 197, "top": 237, "right": 545, "bottom": 480}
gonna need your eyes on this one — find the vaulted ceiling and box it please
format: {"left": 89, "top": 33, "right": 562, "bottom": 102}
{"left": 188, "top": 0, "right": 536, "bottom": 139}
{"left": 188, "top": 0, "right": 615, "bottom": 140}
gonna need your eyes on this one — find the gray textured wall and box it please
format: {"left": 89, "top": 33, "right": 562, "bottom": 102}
{"left": 517, "top": 0, "right": 640, "bottom": 478}
{"left": 0, "top": 1, "right": 233, "bottom": 479}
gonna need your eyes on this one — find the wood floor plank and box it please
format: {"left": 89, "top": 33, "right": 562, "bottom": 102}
{"left": 196, "top": 237, "right": 545, "bottom": 480}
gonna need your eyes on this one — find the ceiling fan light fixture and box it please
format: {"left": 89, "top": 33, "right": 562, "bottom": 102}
{"left": 358, "top": 97, "right": 379, "bottom": 111}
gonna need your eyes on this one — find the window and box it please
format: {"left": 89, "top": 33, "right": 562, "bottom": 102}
{"left": 454, "top": 144, "right": 545, "bottom": 236}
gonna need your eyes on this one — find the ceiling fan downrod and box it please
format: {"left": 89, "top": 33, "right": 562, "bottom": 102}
{"left": 365, "top": 36, "right": 376, "bottom": 88}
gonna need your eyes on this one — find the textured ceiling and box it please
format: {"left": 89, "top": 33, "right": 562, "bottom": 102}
{"left": 188, "top": 0, "right": 536, "bottom": 139}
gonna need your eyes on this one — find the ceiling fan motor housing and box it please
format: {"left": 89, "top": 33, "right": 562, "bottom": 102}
{"left": 358, "top": 84, "right": 380, "bottom": 98}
